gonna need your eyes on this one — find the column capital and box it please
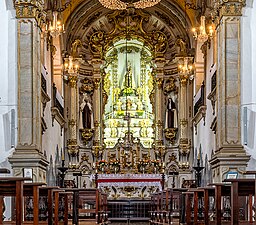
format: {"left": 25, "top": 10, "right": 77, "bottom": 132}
{"left": 14, "top": 0, "right": 46, "bottom": 27}
{"left": 179, "top": 75, "right": 189, "bottom": 86}
{"left": 156, "top": 78, "right": 164, "bottom": 89}
{"left": 68, "top": 75, "right": 78, "bottom": 88}
{"left": 93, "top": 78, "right": 101, "bottom": 90}
{"left": 215, "top": 0, "right": 245, "bottom": 18}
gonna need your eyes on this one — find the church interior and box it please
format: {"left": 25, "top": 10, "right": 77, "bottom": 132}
{"left": 0, "top": 0, "right": 256, "bottom": 224}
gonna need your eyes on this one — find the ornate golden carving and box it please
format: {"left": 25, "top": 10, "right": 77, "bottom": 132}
{"left": 80, "top": 78, "right": 95, "bottom": 94}
{"left": 219, "top": 0, "right": 245, "bottom": 17}
{"left": 80, "top": 128, "right": 94, "bottom": 143}
{"left": 89, "top": 9, "right": 168, "bottom": 58}
{"left": 151, "top": 31, "right": 168, "bottom": 57}
{"left": 67, "top": 139, "right": 77, "bottom": 146}
{"left": 156, "top": 78, "right": 164, "bottom": 89}
{"left": 71, "top": 39, "right": 82, "bottom": 58}
{"left": 164, "top": 128, "right": 178, "bottom": 144}
{"left": 68, "top": 119, "right": 76, "bottom": 126}
{"left": 89, "top": 31, "right": 105, "bottom": 58}
{"left": 14, "top": 0, "right": 46, "bottom": 28}
{"left": 214, "top": 0, "right": 245, "bottom": 20}
{"left": 180, "top": 138, "right": 189, "bottom": 145}
{"left": 68, "top": 75, "right": 78, "bottom": 88}
{"left": 164, "top": 77, "right": 177, "bottom": 94}
{"left": 179, "top": 74, "right": 189, "bottom": 86}
{"left": 93, "top": 78, "right": 101, "bottom": 89}
{"left": 67, "top": 139, "right": 79, "bottom": 156}
{"left": 92, "top": 145, "right": 103, "bottom": 159}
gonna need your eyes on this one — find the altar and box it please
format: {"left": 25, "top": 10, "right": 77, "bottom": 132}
{"left": 97, "top": 174, "right": 163, "bottom": 199}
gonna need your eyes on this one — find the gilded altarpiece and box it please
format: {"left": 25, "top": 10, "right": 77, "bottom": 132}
{"left": 74, "top": 8, "right": 186, "bottom": 197}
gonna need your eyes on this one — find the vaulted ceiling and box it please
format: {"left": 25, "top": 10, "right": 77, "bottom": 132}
{"left": 60, "top": 0, "right": 205, "bottom": 72}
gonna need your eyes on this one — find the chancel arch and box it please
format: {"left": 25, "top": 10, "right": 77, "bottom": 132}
{"left": 60, "top": 0, "right": 197, "bottom": 194}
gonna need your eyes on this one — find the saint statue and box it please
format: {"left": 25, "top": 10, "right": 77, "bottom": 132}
{"left": 79, "top": 94, "right": 94, "bottom": 129}
{"left": 165, "top": 95, "right": 178, "bottom": 128}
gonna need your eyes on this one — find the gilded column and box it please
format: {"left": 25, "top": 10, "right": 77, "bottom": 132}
{"left": 9, "top": 0, "right": 48, "bottom": 181}
{"left": 90, "top": 59, "right": 103, "bottom": 160}
{"left": 153, "top": 58, "right": 167, "bottom": 163}
{"left": 179, "top": 75, "right": 190, "bottom": 170}
{"left": 209, "top": 0, "right": 249, "bottom": 182}
{"left": 67, "top": 75, "right": 79, "bottom": 169}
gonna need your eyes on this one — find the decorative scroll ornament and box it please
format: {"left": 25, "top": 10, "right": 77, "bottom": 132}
{"left": 164, "top": 128, "right": 178, "bottom": 144}
{"left": 89, "top": 9, "right": 168, "bottom": 58}
{"left": 80, "top": 128, "right": 94, "bottom": 144}
{"left": 164, "top": 77, "right": 177, "bottom": 94}
{"left": 14, "top": 0, "right": 46, "bottom": 27}
{"left": 98, "top": 0, "right": 161, "bottom": 10}
{"left": 80, "top": 78, "right": 95, "bottom": 94}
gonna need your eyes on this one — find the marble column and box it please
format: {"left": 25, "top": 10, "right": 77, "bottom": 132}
{"left": 209, "top": 0, "right": 250, "bottom": 182}
{"left": 9, "top": 0, "right": 48, "bottom": 182}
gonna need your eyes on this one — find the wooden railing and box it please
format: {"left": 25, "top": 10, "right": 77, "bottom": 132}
{"left": 108, "top": 199, "right": 150, "bottom": 222}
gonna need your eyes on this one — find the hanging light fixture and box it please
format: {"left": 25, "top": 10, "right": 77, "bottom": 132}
{"left": 98, "top": 0, "right": 161, "bottom": 10}
{"left": 192, "top": 16, "right": 214, "bottom": 42}
{"left": 177, "top": 57, "right": 194, "bottom": 80}
{"left": 64, "top": 56, "right": 81, "bottom": 75}
{"left": 45, "top": 0, "right": 71, "bottom": 38}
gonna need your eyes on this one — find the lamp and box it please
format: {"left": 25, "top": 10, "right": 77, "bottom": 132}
{"left": 45, "top": 0, "right": 71, "bottom": 38}
{"left": 98, "top": 0, "right": 161, "bottom": 10}
{"left": 64, "top": 56, "right": 80, "bottom": 75}
{"left": 192, "top": 16, "right": 214, "bottom": 42}
{"left": 177, "top": 57, "right": 194, "bottom": 80}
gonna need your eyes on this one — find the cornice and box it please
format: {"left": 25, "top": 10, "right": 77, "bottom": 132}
{"left": 13, "top": 0, "right": 46, "bottom": 28}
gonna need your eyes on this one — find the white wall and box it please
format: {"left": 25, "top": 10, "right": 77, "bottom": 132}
{"left": 0, "top": 0, "right": 17, "bottom": 169}
{"left": 41, "top": 37, "right": 64, "bottom": 185}
{"left": 193, "top": 38, "right": 216, "bottom": 185}
{"left": 241, "top": 0, "right": 256, "bottom": 170}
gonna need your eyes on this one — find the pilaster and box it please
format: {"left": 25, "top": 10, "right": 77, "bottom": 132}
{"left": 90, "top": 59, "right": 104, "bottom": 160}
{"left": 9, "top": 0, "right": 48, "bottom": 182}
{"left": 153, "top": 58, "right": 166, "bottom": 145}
{"left": 178, "top": 76, "right": 190, "bottom": 172}
{"left": 209, "top": 0, "right": 250, "bottom": 182}
{"left": 67, "top": 75, "right": 79, "bottom": 169}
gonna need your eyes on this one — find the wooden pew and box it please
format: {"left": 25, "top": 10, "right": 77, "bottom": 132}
{"left": 0, "top": 177, "right": 31, "bottom": 225}
{"left": 223, "top": 179, "right": 255, "bottom": 225}
{"left": 62, "top": 188, "right": 107, "bottom": 225}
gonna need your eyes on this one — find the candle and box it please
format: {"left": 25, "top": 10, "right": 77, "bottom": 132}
{"left": 61, "top": 149, "right": 65, "bottom": 161}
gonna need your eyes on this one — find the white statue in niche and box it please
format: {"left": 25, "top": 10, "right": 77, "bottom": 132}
{"left": 165, "top": 93, "right": 178, "bottom": 129}
{"left": 79, "top": 93, "right": 94, "bottom": 130}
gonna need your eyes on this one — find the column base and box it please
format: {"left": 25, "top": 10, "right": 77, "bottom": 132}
{"left": 209, "top": 146, "right": 250, "bottom": 183}
{"left": 8, "top": 148, "right": 49, "bottom": 182}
